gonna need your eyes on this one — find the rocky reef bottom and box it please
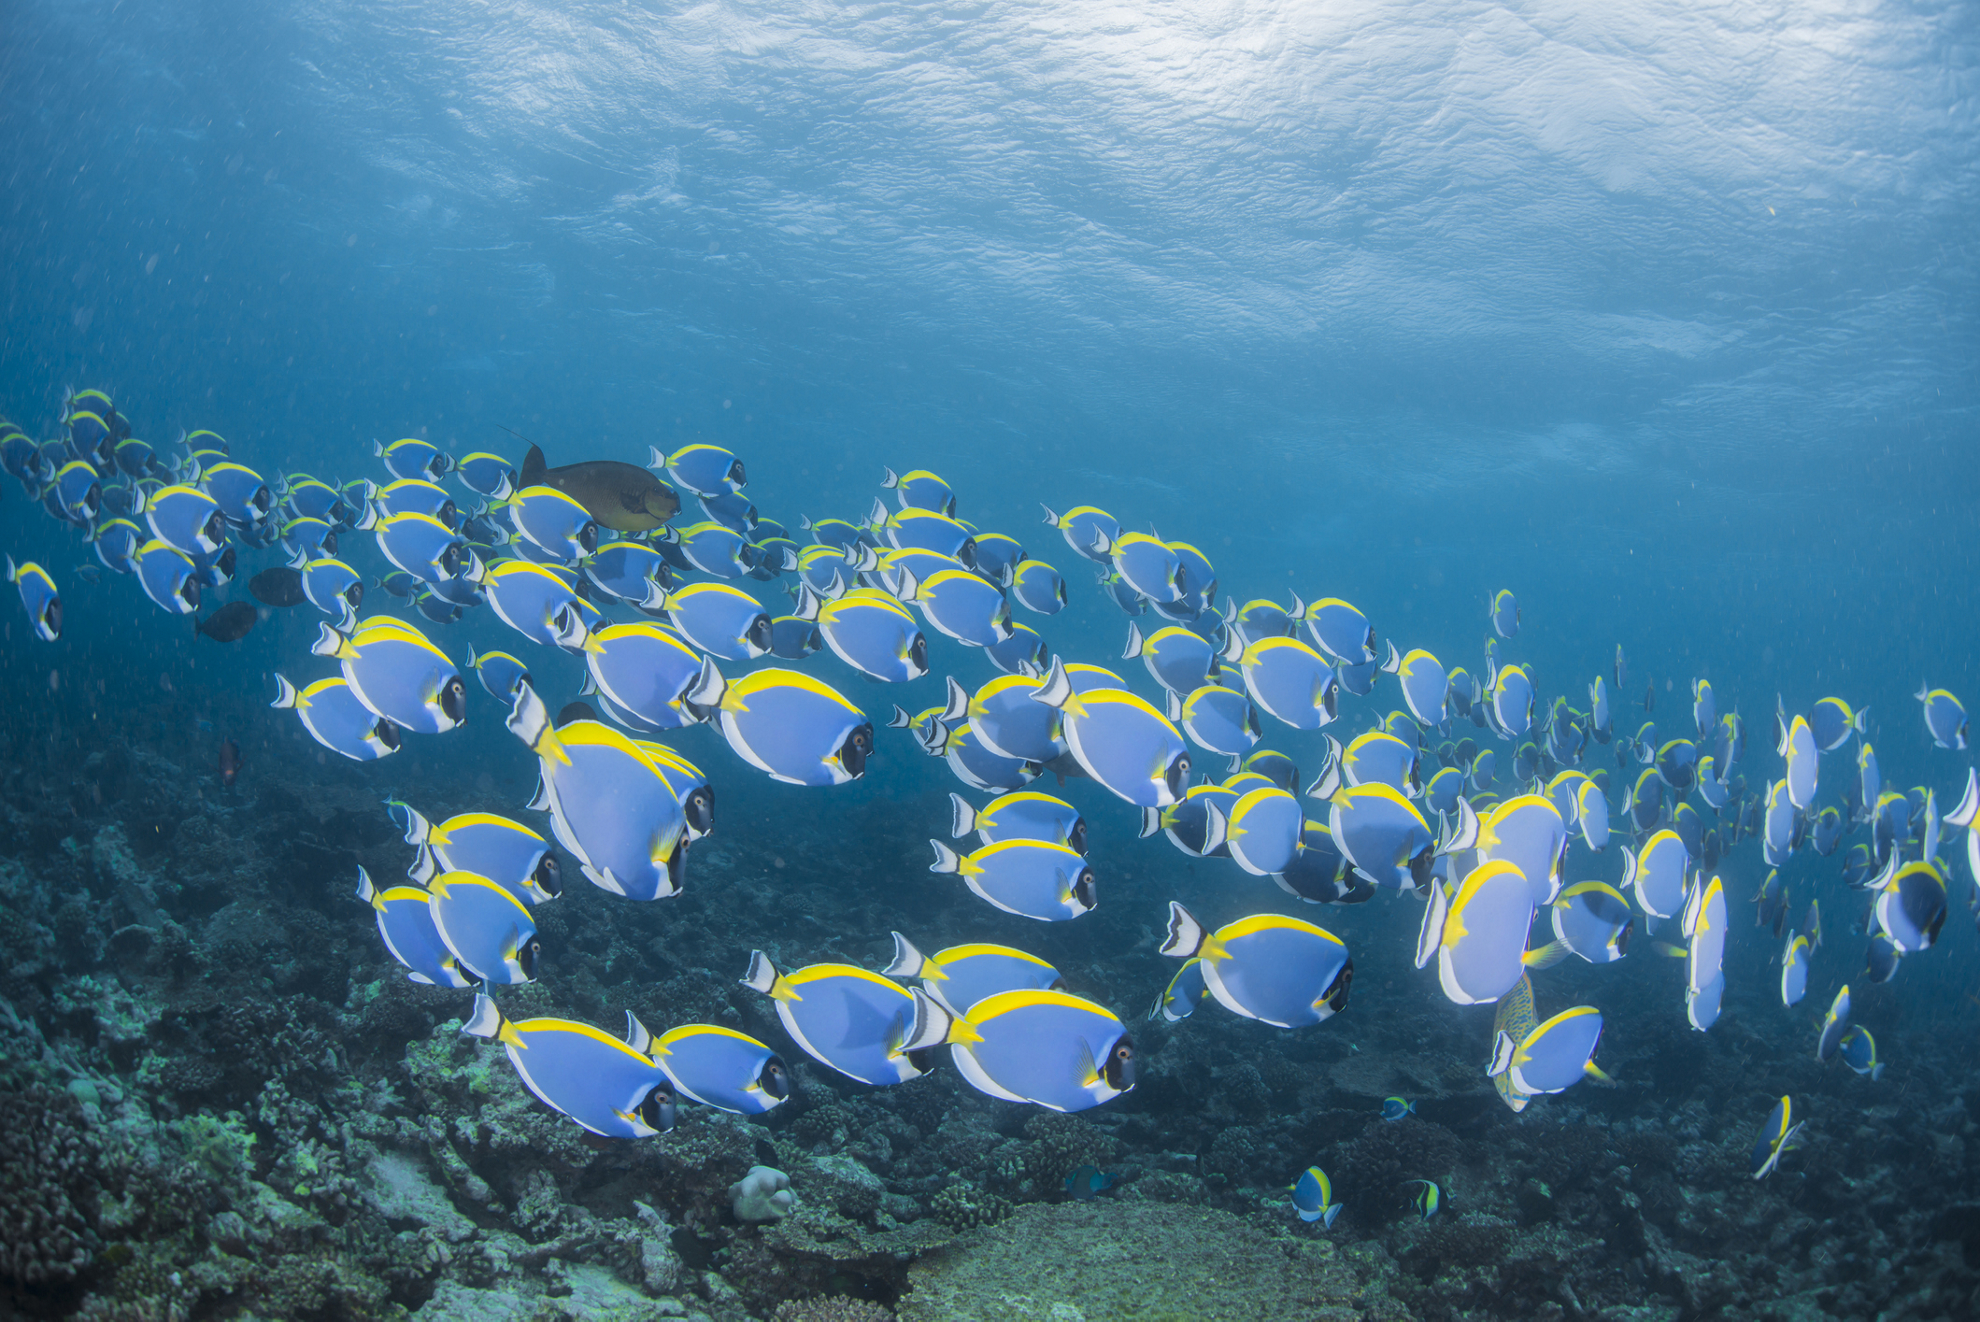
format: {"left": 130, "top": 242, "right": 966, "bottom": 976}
{"left": 3, "top": 714, "right": 1980, "bottom": 1321}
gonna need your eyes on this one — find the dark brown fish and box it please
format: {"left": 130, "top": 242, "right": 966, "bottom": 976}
{"left": 519, "top": 444, "right": 679, "bottom": 534}
{"left": 249, "top": 566, "right": 307, "bottom": 608}
{"left": 196, "top": 601, "right": 257, "bottom": 643}
{"left": 219, "top": 738, "right": 242, "bottom": 787}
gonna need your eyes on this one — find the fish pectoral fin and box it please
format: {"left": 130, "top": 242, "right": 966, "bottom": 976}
{"left": 1074, "top": 1038, "right": 1102, "bottom": 1089}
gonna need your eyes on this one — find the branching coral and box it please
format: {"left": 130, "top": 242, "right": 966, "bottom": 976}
{"left": 0, "top": 1078, "right": 100, "bottom": 1285}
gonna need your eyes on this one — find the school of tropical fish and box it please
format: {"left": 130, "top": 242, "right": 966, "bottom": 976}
{"left": 6, "top": 385, "right": 1977, "bottom": 1225}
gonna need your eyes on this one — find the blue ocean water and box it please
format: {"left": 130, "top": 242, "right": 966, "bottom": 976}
{"left": 3, "top": 2, "right": 1979, "bottom": 1319}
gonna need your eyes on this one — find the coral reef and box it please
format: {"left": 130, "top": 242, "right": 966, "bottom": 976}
{"left": 897, "top": 1202, "right": 1389, "bottom": 1321}
{"left": 3, "top": 684, "right": 1980, "bottom": 1322}
{"left": 0, "top": 1076, "right": 99, "bottom": 1287}
{"left": 731, "top": 1167, "right": 796, "bottom": 1224}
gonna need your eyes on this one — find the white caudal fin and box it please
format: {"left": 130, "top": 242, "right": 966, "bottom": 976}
{"left": 1437, "top": 797, "right": 1480, "bottom": 854}
{"left": 1415, "top": 881, "right": 1449, "bottom": 969}
{"left": 1945, "top": 767, "right": 1979, "bottom": 829}
{"left": 1030, "top": 658, "right": 1073, "bottom": 710}
{"left": 1201, "top": 804, "right": 1229, "bottom": 857}
{"left": 941, "top": 676, "right": 970, "bottom": 724}
{"left": 883, "top": 932, "right": 929, "bottom": 979}
{"left": 740, "top": 950, "right": 779, "bottom": 995}
{"left": 685, "top": 656, "right": 727, "bottom": 710}
{"left": 1160, "top": 901, "right": 1206, "bottom": 958}
{"left": 903, "top": 988, "right": 954, "bottom": 1053}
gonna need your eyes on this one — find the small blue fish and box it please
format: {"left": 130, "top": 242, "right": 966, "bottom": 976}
{"left": 811, "top": 588, "right": 928, "bottom": 682}
{"left": 355, "top": 867, "right": 475, "bottom": 988}
{"left": 1838, "top": 1025, "right": 1884, "bottom": 1080}
{"left": 928, "top": 837, "right": 1095, "bottom": 922}
{"left": 6, "top": 558, "right": 60, "bottom": 641}
{"left": 134, "top": 539, "right": 201, "bottom": 615}
{"left": 887, "top": 935, "right": 1065, "bottom": 1016}
{"left": 461, "top": 999, "right": 677, "bottom": 1140}
{"left": 455, "top": 451, "right": 517, "bottom": 499}
{"left": 663, "top": 442, "right": 746, "bottom": 498}
{"left": 469, "top": 646, "right": 532, "bottom": 705}
{"left": 742, "top": 953, "right": 929, "bottom": 1086}
{"left": 582, "top": 623, "right": 706, "bottom": 731}
{"left": 271, "top": 675, "right": 401, "bottom": 761}
{"left": 1291, "top": 1166, "right": 1342, "bottom": 1227}
{"left": 314, "top": 616, "right": 467, "bottom": 734}
{"left": 1218, "top": 785, "right": 1304, "bottom": 877}
{"left": 652, "top": 1024, "right": 788, "bottom": 1116}
{"left": 1550, "top": 882, "right": 1632, "bottom": 964}
{"left": 426, "top": 870, "right": 540, "bottom": 985}
{"left": 1160, "top": 904, "right": 1352, "bottom": 1028}
{"left": 281, "top": 515, "right": 339, "bottom": 559}
{"left": 1304, "top": 598, "right": 1376, "bottom": 665}
{"left": 367, "top": 509, "right": 472, "bottom": 584}
{"left": 1239, "top": 637, "right": 1339, "bottom": 731}
{"left": 143, "top": 484, "right": 228, "bottom": 556}
{"left": 1750, "top": 1095, "right": 1803, "bottom": 1179}
{"left": 505, "top": 485, "right": 599, "bottom": 563}
{"left": 1035, "top": 660, "right": 1190, "bottom": 807}
{"left": 664, "top": 583, "right": 773, "bottom": 661}
{"left": 89, "top": 517, "right": 144, "bottom": 575}
{"left": 1065, "top": 1165, "right": 1119, "bottom": 1200}
{"left": 1817, "top": 985, "right": 1851, "bottom": 1062}
{"left": 1040, "top": 504, "right": 1120, "bottom": 564}
{"left": 506, "top": 688, "right": 690, "bottom": 900}
{"left": 1148, "top": 956, "right": 1211, "bottom": 1022}
{"left": 398, "top": 806, "right": 560, "bottom": 904}
{"left": 1009, "top": 559, "right": 1067, "bottom": 614}
{"left": 882, "top": 466, "right": 957, "bottom": 516}
{"left": 962, "top": 674, "right": 1068, "bottom": 763}
{"left": 1914, "top": 683, "right": 1968, "bottom": 751}
{"left": 907, "top": 986, "right": 1134, "bottom": 1113}
{"left": 376, "top": 436, "right": 452, "bottom": 483}
{"left": 689, "top": 663, "right": 873, "bottom": 788}
{"left": 1381, "top": 1097, "right": 1416, "bottom": 1122}
{"left": 949, "top": 790, "right": 1087, "bottom": 854}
